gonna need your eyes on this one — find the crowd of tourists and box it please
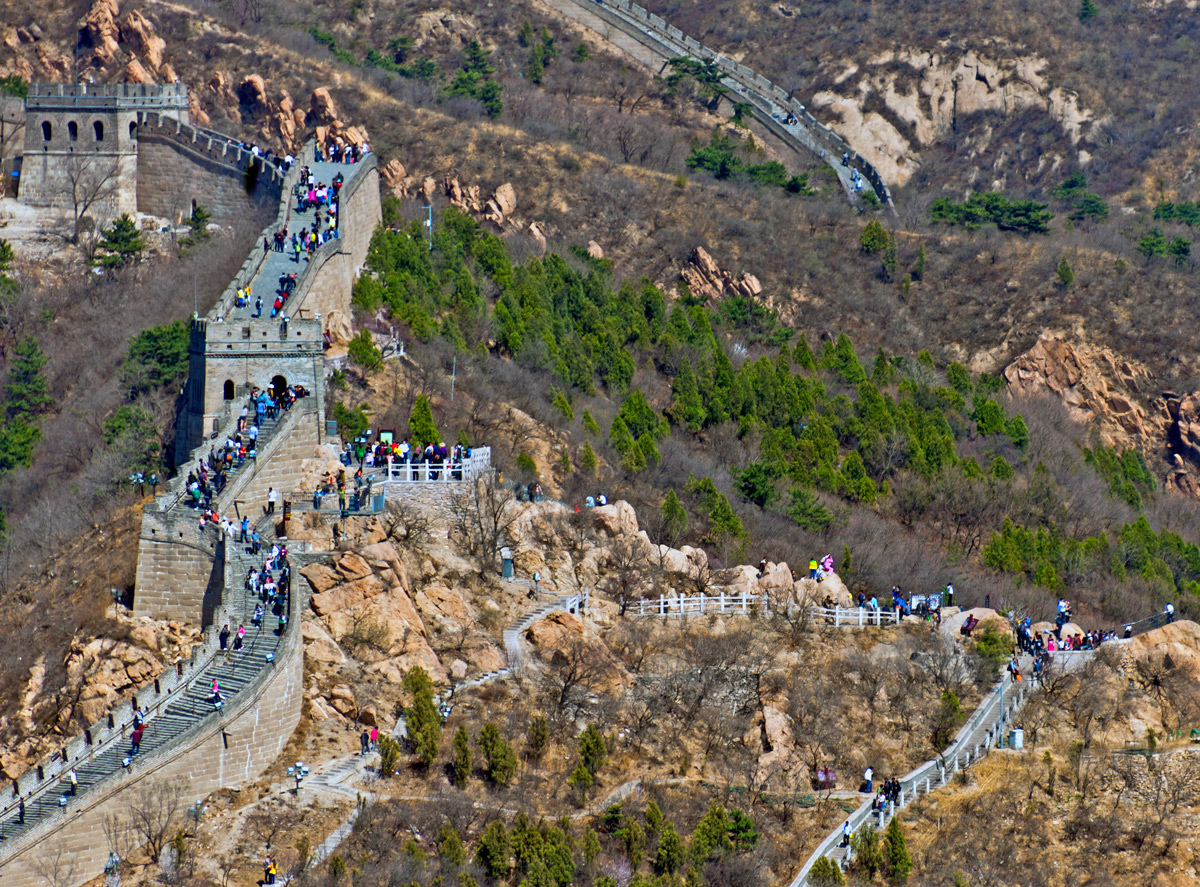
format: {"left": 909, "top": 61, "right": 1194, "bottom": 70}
{"left": 343, "top": 437, "right": 474, "bottom": 481}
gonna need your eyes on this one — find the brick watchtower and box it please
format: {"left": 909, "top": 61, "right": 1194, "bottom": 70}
{"left": 19, "top": 82, "right": 188, "bottom": 215}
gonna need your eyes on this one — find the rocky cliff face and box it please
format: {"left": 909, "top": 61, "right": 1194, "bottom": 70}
{"left": 813, "top": 48, "right": 1100, "bottom": 189}
{"left": 1003, "top": 331, "right": 1200, "bottom": 496}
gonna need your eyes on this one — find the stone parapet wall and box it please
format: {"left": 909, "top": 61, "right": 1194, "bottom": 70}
{"left": 134, "top": 114, "right": 284, "bottom": 223}
{"left": 0, "top": 591, "right": 305, "bottom": 887}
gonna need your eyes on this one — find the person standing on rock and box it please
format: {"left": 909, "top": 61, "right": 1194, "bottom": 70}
{"left": 945, "top": 583, "right": 955, "bottom": 607}
{"left": 360, "top": 731, "right": 370, "bottom": 755}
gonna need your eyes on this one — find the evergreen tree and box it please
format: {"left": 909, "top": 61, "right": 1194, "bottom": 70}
{"left": 668, "top": 359, "right": 706, "bottom": 431}
{"left": 974, "top": 399, "right": 1006, "bottom": 435}
{"left": 568, "top": 760, "right": 594, "bottom": 800}
{"left": 580, "top": 440, "right": 598, "bottom": 475}
{"left": 5, "top": 336, "right": 51, "bottom": 420}
{"left": 437, "top": 821, "right": 468, "bottom": 867}
{"left": 911, "top": 243, "right": 927, "bottom": 280}
{"left": 95, "top": 214, "right": 145, "bottom": 268}
{"left": 860, "top": 218, "right": 889, "bottom": 254}
{"left": 654, "top": 821, "right": 686, "bottom": 874}
{"left": 478, "top": 723, "right": 517, "bottom": 786}
{"left": 476, "top": 820, "right": 511, "bottom": 880}
{"left": 348, "top": 329, "right": 383, "bottom": 372}
{"left": 794, "top": 333, "right": 818, "bottom": 370}
{"left": 578, "top": 724, "right": 607, "bottom": 777}
{"left": 451, "top": 725, "right": 472, "bottom": 787}
{"left": 1056, "top": 257, "right": 1075, "bottom": 288}
{"left": 884, "top": 817, "right": 913, "bottom": 883}
{"left": 809, "top": 856, "right": 845, "bottom": 886}
{"left": 526, "top": 715, "right": 550, "bottom": 760}
{"left": 851, "top": 825, "right": 883, "bottom": 880}
{"left": 660, "top": 489, "right": 689, "bottom": 542}
{"left": 785, "top": 487, "right": 834, "bottom": 531}
{"left": 185, "top": 203, "right": 212, "bottom": 244}
{"left": 402, "top": 666, "right": 441, "bottom": 767}
{"left": 1007, "top": 415, "right": 1030, "bottom": 450}
{"left": 408, "top": 394, "right": 440, "bottom": 445}
{"left": 1079, "top": 0, "right": 1097, "bottom": 20}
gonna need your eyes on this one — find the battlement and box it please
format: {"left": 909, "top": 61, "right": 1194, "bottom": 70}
{"left": 26, "top": 81, "right": 189, "bottom": 111}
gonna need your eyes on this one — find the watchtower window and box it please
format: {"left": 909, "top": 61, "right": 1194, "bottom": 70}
{"left": 93, "top": 121, "right": 104, "bottom": 141}
{"left": 129, "top": 121, "right": 137, "bottom": 139}
{"left": 67, "top": 121, "right": 78, "bottom": 141}
{"left": 223, "top": 380, "right": 235, "bottom": 400}
{"left": 41, "top": 121, "right": 51, "bottom": 141}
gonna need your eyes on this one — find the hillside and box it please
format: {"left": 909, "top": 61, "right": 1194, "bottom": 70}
{"left": 2, "top": 0, "right": 1200, "bottom": 885}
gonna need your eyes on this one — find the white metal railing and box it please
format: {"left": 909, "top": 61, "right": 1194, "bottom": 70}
{"left": 628, "top": 594, "right": 901, "bottom": 625}
{"left": 379, "top": 447, "right": 491, "bottom": 483}
{"left": 790, "top": 665, "right": 1034, "bottom": 885}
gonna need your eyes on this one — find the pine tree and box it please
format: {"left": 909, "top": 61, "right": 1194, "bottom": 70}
{"left": 451, "top": 725, "right": 472, "bottom": 787}
{"left": 1056, "top": 257, "right": 1075, "bottom": 288}
{"left": 912, "top": 243, "right": 927, "bottom": 280}
{"left": 475, "top": 820, "right": 511, "bottom": 879}
{"left": 478, "top": 723, "right": 517, "bottom": 786}
{"left": 403, "top": 666, "right": 441, "bottom": 767}
{"left": 95, "top": 214, "right": 145, "bottom": 268}
{"left": 884, "top": 817, "right": 913, "bottom": 883}
{"left": 860, "top": 218, "right": 889, "bottom": 254}
{"left": 580, "top": 440, "right": 598, "bottom": 475}
{"left": 668, "top": 359, "right": 706, "bottom": 431}
{"left": 660, "top": 489, "right": 689, "bottom": 542}
{"left": 1079, "top": 0, "right": 1098, "bottom": 20}
{"left": 654, "top": 820, "right": 686, "bottom": 874}
{"left": 5, "top": 336, "right": 51, "bottom": 420}
{"left": 809, "top": 855, "right": 845, "bottom": 886}
{"left": 437, "top": 821, "right": 468, "bottom": 866}
{"left": 578, "top": 724, "right": 607, "bottom": 777}
{"left": 568, "top": 760, "right": 593, "bottom": 800}
{"left": 851, "top": 825, "right": 883, "bottom": 880}
{"left": 408, "top": 394, "right": 440, "bottom": 445}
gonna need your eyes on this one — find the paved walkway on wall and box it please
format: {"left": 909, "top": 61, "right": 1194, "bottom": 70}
{"left": 225, "top": 156, "right": 371, "bottom": 323}
{"left": 540, "top": 0, "right": 871, "bottom": 202}
{"left": 0, "top": 513, "right": 287, "bottom": 846}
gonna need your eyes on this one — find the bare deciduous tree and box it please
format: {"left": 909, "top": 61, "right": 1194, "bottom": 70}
{"left": 62, "top": 153, "right": 120, "bottom": 245}
{"left": 129, "top": 778, "right": 187, "bottom": 863}
{"left": 449, "top": 471, "right": 519, "bottom": 566}
{"left": 29, "top": 846, "right": 79, "bottom": 887}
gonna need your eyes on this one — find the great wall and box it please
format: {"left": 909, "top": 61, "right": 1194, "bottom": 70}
{"left": 0, "top": 83, "right": 404, "bottom": 886}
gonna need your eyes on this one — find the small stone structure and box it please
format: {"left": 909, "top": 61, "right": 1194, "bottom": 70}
{"left": 18, "top": 82, "right": 283, "bottom": 223}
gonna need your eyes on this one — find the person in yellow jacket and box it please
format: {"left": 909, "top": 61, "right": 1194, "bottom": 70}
{"left": 809, "top": 558, "right": 819, "bottom": 580}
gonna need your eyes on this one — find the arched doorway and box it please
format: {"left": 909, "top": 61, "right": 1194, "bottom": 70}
{"left": 223, "top": 379, "right": 235, "bottom": 400}
{"left": 270, "top": 375, "right": 287, "bottom": 400}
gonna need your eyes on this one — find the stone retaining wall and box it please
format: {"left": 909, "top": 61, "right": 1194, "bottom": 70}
{"left": 0, "top": 592, "right": 305, "bottom": 887}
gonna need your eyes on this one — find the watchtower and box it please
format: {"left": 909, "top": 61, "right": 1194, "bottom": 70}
{"left": 19, "top": 82, "right": 188, "bottom": 214}
{"left": 174, "top": 315, "right": 327, "bottom": 464}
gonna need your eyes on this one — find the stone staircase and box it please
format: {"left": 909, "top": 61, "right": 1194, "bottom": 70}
{"left": 0, "top": 511, "right": 289, "bottom": 845}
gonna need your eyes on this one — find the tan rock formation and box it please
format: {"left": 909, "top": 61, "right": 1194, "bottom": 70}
{"left": 123, "top": 56, "right": 153, "bottom": 84}
{"left": 237, "top": 74, "right": 269, "bottom": 115}
{"left": 586, "top": 241, "right": 604, "bottom": 259}
{"left": 1004, "top": 331, "right": 1156, "bottom": 450}
{"left": 120, "top": 9, "right": 165, "bottom": 73}
{"left": 79, "top": 0, "right": 121, "bottom": 68}
{"left": 309, "top": 87, "right": 339, "bottom": 125}
{"left": 681, "top": 246, "right": 764, "bottom": 302}
{"left": 381, "top": 159, "right": 409, "bottom": 198}
{"left": 1168, "top": 393, "right": 1200, "bottom": 467}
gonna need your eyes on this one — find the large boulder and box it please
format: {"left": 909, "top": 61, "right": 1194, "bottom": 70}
{"left": 941, "top": 607, "right": 1007, "bottom": 640}
{"left": 1169, "top": 393, "right": 1200, "bottom": 467}
{"left": 120, "top": 10, "right": 166, "bottom": 73}
{"left": 309, "top": 87, "right": 339, "bottom": 125}
{"left": 79, "top": 0, "right": 120, "bottom": 67}
{"left": 592, "top": 501, "right": 639, "bottom": 537}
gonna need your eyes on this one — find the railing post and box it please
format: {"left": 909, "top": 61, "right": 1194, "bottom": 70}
{"left": 859, "top": 607, "right": 864, "bottom": 627}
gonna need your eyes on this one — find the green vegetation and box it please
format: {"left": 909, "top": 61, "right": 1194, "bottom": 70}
{"left": 94, "top": 214, "right": 146, "bottom": 269}
{"left": 0, "top": 74, "right": 28, "bottom": 98}
{"left": 478, "top": 722, "right": 517, "bottom": 786}
{"left": 930, "top": 192, "right": 1053, "bottom": 234}
{"left": 408, "top": 394, "right": 440, "bottom": 444}
{"left": 402, "top": 666, "right": 442, "bottom": 767}
{"left": 686, "top": 131, "right": 815, "bottom": 194}
{"left": 309, "top": 26, "right": 358, "bottom": 66}
{"left": 121, "top": 321, "right": 189, "bottom": 396}
{"left": 1153, "top": 199, "right": 1200, "bottom": 227}
{"left": 445, "top": 40, "right": 503, "bottom": 117}
{"left": 884, "top": 817, "right": 913, "bottom": 883}
{"left": 0, "top": 337, "right": 51, "bottom": 474}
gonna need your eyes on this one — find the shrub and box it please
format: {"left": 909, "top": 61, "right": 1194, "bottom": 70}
{"left": 860, "top": 219, "right": 889, "bottom": 254}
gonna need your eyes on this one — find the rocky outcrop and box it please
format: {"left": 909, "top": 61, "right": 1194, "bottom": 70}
{"left": 812, "top": 49, "right": 1100, "bottom": 187}
{"left": 309, "top": 87, "right": 339, "bottom": 126}
{"left": 680, "top": 246, "right": 763, "bottom": 302}
{"left": 1168, "top": 393, "right": 1200, "bottom": 466}
{"left": 120, "top": 9, "right": 165, "bottom": 74}
{"left": 79, "top": 0, "right": 121, "bottom": 69}
{"left": 1004, "top": 331, "right": 1157, "bottom": 450}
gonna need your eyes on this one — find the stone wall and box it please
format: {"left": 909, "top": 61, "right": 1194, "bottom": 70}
{"left": 133, "top": 516, "right": 223, "bottom": 622}
{"left": 286, "top": 153, "right": 380, "bottom": 321}
{"left": 225, "top": 405, "right": 323, "bottom": 512}
{"left": 135, "top": 116, "right": 283, "bottom": 223}
{"left": 0, "top": 593, "right": 305, "bottom": 887}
